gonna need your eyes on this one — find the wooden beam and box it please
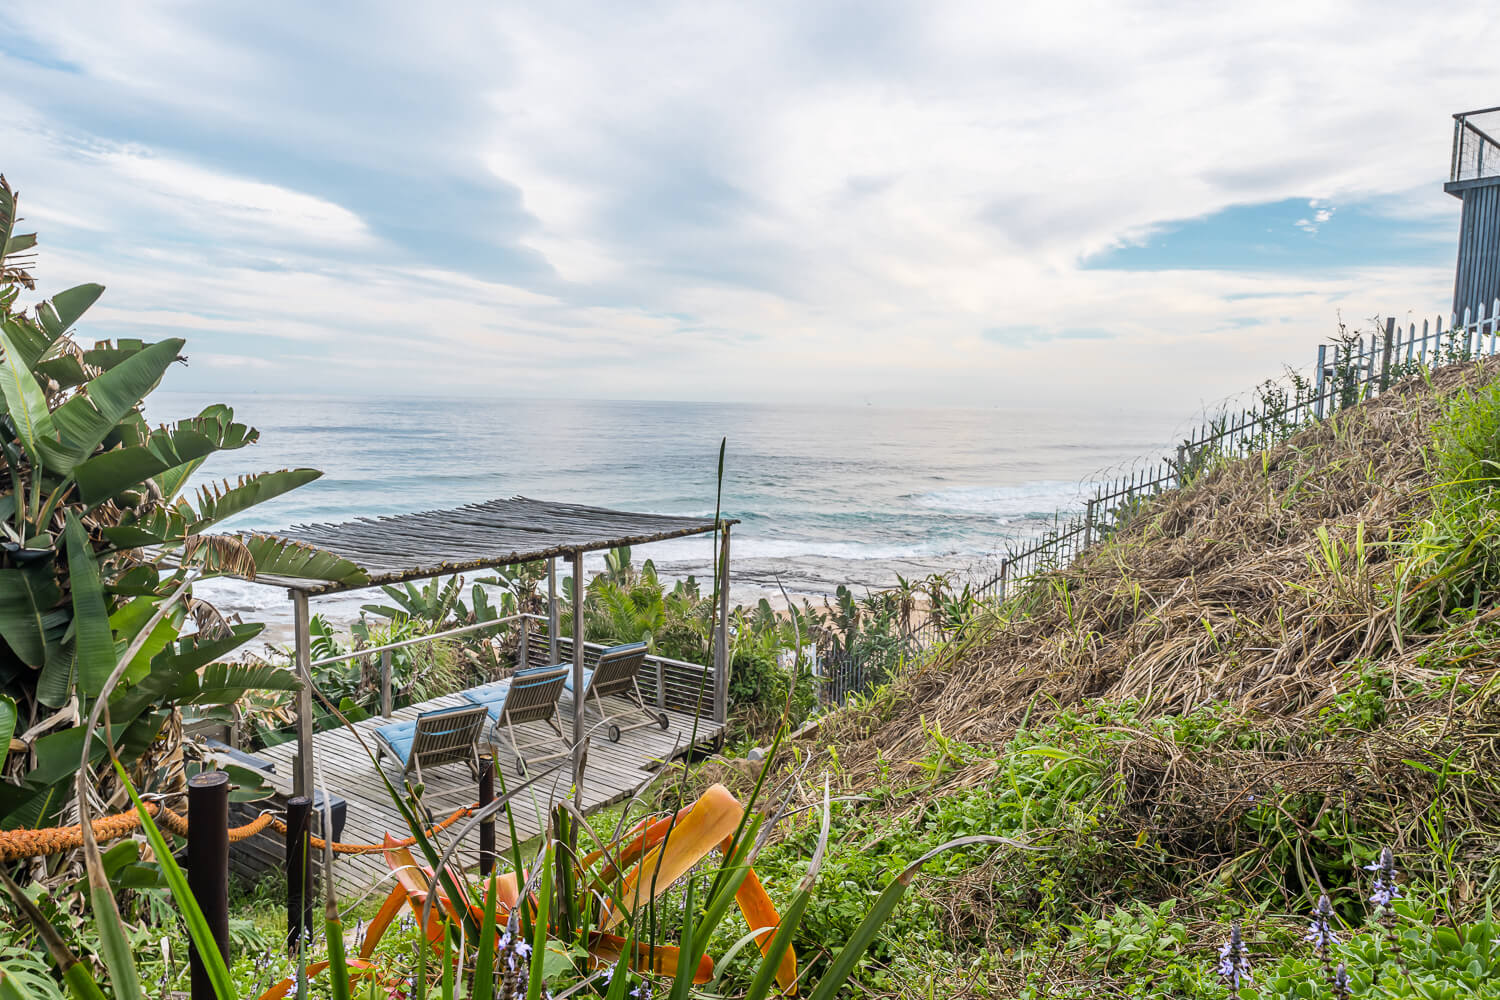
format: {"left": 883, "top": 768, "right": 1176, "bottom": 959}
{"left": 548, "top": 557, "right": 559, "bottom": 664}
{"left": 292, "top": 591, "right": 315, "bottom": 798}
{"left": 570, "top": 549, "right": 585, "bottom": 812}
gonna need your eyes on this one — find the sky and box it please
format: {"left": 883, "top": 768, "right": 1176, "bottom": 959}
{"left": 0, "top": 2, "right": 1493, "bottom": 411}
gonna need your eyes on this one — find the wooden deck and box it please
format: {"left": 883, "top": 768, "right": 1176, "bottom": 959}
{"left": 236, "top": 689, "right": 723, "bottom": 892}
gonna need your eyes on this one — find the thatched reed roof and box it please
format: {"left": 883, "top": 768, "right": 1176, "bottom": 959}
{"left": 245, "top": 496, "right": 733, "bottom": 596}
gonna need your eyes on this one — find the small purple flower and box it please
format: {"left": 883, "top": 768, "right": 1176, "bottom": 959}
{"left": 630, "top": 982, "right": 653, "bottom": 1000}
{"left": 600, "top": 964, "right": 615, "bottom": 985}
{"left": 1331, "top": 962, "right": 1351, "bottom": 999}
{"left": 1217, "top": 921, "right": 1251, "bottom": 990}
{"left": 1305, "top": 894, "right": 1339, "bottom": 952}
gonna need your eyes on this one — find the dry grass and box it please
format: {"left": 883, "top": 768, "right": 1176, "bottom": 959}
{"left": 800, "top": 359, "right": 1500, "bottom": 780}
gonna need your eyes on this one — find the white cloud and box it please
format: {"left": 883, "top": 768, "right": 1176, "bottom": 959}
{"left": 0, "top": 0, "right": 1493, "bottom": 410}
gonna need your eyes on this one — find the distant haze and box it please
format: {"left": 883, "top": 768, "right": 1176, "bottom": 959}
{"left": 2, "top": 3, "right": 1492, "bottom": 409}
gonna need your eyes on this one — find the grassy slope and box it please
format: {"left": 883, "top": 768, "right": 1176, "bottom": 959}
{"left": 688, "top": 359, "right": 1500, "bottom": 998}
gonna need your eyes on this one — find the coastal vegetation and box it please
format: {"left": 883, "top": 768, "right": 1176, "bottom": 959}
{"left": 243, "top": 552, "right": 966, "bottom": 750}
{"left": 4, "top": 171, "right": 1500, "bottom": 1000}
{"left": 0, "top": 178, "right": 361, "bottom": 832}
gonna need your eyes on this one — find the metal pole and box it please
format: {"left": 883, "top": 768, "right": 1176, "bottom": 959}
{"left": 380, "top": 648, "right": 393, "bottom": 718}
{"left": 1314, "top": 344, "right": 1327, "bottom": 420}
{"left": 478, "top": 754, "right": 495, "bottom": 877}
{"left": 292, "top": 591, "right": 315, "bottom": 799}
{"left": 285, "top": 795, "right": 313, "bottom": 953}
{"left": 716, "top": 525, "right": 731, "bottom": 726}
{"left": 1380, "top": 316, "right": 1395, "bottom": 392}
{"left": 547, "top": 557, "right": 559, "bottom": 665}
{"left": 187, "top": 771, "right": 230, "bottom": 1000}
{"left": 569, "top": 549, "right": 585, "bottom": 812}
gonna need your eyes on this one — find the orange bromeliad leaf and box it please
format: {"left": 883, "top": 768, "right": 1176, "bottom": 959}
{"left": 589, "top": 932, "right": 715, "bottom": 982}
{"left": 604, "top": 784, "right": 743, "bottom": 930}
{"left": 254, "top": 958, "right": 382, "bottom": 1000}
{"left": 358, "top": 785, "right": 794, "bottom": 994}
{"left": 730, "top": 858, "right": 797, "bottom": 992}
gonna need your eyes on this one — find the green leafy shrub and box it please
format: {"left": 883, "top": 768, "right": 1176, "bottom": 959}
{"left": 1402, "top": 374, "right": 1500, "bottom": 623}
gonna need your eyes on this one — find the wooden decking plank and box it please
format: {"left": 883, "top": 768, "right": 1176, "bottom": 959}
{"left": 236, "top": 687, "right": 719, "bottom": 892}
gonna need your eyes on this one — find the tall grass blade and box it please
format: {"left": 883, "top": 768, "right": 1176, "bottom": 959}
{"left": 527, "top": 838, "right": 554, "bottom": 1000}
{"left": 744, "top": 783, "right": 830, "bottom": 999}
{"left": 110, "top": 757, "right": 237, "bottom": 1000}
{"left": 473, "top": 869, "right": 500, "bottom": 1000}
{"left": 84, "top": 883, "right": 145, "bottom": 1000}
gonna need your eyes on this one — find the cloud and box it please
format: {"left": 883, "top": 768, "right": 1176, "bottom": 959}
{"left": 0, "top": 0, "right": 1490, "bottom": 410}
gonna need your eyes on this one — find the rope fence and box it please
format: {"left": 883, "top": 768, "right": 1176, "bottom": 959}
{"left": 0, "top": 799, "right": 476, "bottom": 861}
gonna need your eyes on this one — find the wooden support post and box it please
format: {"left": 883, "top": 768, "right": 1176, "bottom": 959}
{"left": 292, "top": 592, "right": 314, "bottom": 799}
{"left": 569, "top": 550, "right": 585, "bottom": 812}
{"left": 285, "top": 795, "right": 313, "bottom": 953}
{"left": 187, "top": 771, "right": 230, "bottom": 1000}
{"left": 547, "top": 557, "right": 559, "bottom": 665}
{"left": 519, "top": 615, "right": 530, "bottom": 671}
{"left": 1380, "top": 316, "right": 1395, "bottom": 392}
{"left": 478, "top": 754, "right": 495, "bottom": 877}
{"left": 998, "top": 558, "right": 1009, "bottom": 598}
{"left": 1083, "top": 498, "right": 1097, "bottom": 548}
{"left": 716, "top": 525, "right": 732, "bottom": 727}
{"left": 380, "top": 648, "right": 393, "bottom": 718}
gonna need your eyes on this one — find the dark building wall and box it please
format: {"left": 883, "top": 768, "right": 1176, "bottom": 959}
{"left": 1454, "top": 179, "right": 1500, "bottom": 319}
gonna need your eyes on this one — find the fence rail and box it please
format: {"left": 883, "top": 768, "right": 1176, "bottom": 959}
{"left": 523, "top": 634, "right": 719, "bottom": 722}
{"left": 958, "top": 301, "right": 1500, "bottom": 612}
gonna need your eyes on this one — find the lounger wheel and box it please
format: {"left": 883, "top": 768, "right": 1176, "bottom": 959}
{"left": 656, "top": 712, "right": 669, "bottom": 730}
{"left": 608, "top": 724, "right": 622, "bottom": 743}
{"left": 515, "top": 758, "right": 527, "bottom": 777}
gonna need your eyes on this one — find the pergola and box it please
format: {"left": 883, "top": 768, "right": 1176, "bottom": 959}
{"left": 231, "top": 496, "right": 735, "bottom": 799}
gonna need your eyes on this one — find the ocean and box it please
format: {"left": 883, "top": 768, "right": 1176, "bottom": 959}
{"left": 146, "top": 392, "right": 1180, "bottom": 631}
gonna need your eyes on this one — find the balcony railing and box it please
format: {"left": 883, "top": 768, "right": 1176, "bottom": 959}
{"left": 1451, "top": 107, "right": 1500, "bottom": 184}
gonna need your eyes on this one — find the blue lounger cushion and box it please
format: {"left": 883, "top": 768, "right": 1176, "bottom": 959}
{"left": 376, "top": 703, "right": 481, "bottom": 765}
{"left": 561, "top": 665, "right": 593, "bottom": 694}
{"left": 463, "top": 666, "right": 566, "bottom": 720}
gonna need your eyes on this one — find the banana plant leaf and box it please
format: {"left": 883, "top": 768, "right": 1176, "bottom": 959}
{"left": 73, "top": 407, "right": 259, "bottom": 506}
{"left": 35, "top": 283, "right": 104, "bottom": 342}
{"left": 0, "top": 323, "right": 56, "bottom": 459}
{"left": 0, "top": 695, "right": 14, "bottom": 770}
{"left": 239, "top": 534, "right": 369, "bottom": 586}
{"left": 40, "top": 339, "right": 184, "bottom": 474}
{"left": 64, "top": 514, "right": 116, "bottom": 699}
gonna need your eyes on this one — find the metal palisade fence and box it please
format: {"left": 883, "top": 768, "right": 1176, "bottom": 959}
{"left": 962, "top": 302, "right": 1500, "bottom": 606}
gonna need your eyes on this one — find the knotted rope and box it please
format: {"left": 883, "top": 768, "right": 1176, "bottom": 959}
{"left": 0, "top": 802, "right": 476, "bottom": 860}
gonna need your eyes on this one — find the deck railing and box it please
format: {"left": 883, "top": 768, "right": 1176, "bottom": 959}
{"left": 519, "top": 623, "right": 720, "bottom": 722}
{"left": 1453, "top": 107, "right": 1500, "bottom": 184}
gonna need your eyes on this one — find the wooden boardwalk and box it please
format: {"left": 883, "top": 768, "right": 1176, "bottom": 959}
{"left": 234, "top": 689, "right": 723, "bottom": 892}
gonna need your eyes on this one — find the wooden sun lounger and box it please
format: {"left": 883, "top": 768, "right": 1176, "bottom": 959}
{"left": 461, "top": 665, "right": 571, "bottom": 776}
{"left": 373, "top": 704, "right": 489, "bottom": 786}
{"left": 562, "top": 642, "right": 670, "bottom": 743}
